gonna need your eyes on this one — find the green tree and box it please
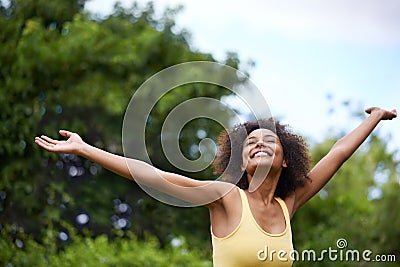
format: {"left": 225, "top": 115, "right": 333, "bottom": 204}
{"left": 0, "top": 0, "right": 241, "bottom": 257}
{"left": 292, "top": 101, "right": 400, "bottom": 267}
{"left": 0, "top": 223, "right": 212, "bottom": 266}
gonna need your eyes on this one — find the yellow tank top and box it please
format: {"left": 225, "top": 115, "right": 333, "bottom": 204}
{"left": 211, "top": 188, "right": 293, "bottom": 267}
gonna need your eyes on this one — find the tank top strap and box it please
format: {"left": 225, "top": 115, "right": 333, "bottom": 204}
{"left": 238, "top": 189, "right": 291, "bottom": 228}
{"left": 274, "top": 197, "right": 291, "bottom": 225}
{"left": 237, "top": 188, "right": 252, "bottom": 216}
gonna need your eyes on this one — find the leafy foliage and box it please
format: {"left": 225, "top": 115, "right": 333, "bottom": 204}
{"left": 292, "top": 111, "right": 400, "bottom": 267}
{"left": 1, "top": 0, "right": 399, "bottom": 266}
{"left": 0, "top": 0, "right": 236, "bottom": 256}
{"left": 0, "top": 224, "right": 211, "bottom": 266}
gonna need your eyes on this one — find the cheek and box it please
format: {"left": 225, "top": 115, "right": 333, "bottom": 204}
{"left": 241, "top": 146, "right": 251, "bottom": 169}
{"left": 273, "top": 146, "right": 286, "bottom": 166}
{"left": 241, "top": 150, "right": 248, "bottom": 167}
{"left": 241, "top": 145, "right": 249, "bottom": 158}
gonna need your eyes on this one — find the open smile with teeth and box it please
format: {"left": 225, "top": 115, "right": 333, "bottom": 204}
{"left": 251, "top": 150, "right": 273, "bottom": 158}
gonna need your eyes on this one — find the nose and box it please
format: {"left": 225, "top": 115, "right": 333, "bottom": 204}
{"left": 255, "top": 139, "right": 265, "bottom": 147}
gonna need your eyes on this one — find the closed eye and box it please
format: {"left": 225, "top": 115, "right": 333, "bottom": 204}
{"left": 263, "top": 136, "right": 277, "bottom": 143}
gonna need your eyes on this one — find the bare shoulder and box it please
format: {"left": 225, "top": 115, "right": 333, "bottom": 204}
{"left": 207, "top": 185, "right": 242, "bottom": 238}
{"left": 282, "top": 193, "right": 296, "bottom": 219}
{"left": 221, "top": 185, "right": 241, "bottom": 208}
{"left": 207, "top": 183, "right": 240, "bottom": 211}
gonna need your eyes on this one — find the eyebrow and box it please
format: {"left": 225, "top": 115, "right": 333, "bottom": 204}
{"left": 246, "top": 134, "right": 277, "bottom": 141}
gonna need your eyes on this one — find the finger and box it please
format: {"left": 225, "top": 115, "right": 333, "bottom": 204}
{"left": 36, "top": 137, "right": 55, "bottom": 147}
{"left": 59, "top": 130, "right": 74, "bottom": 138}
{"left": 35, "top": 137, "right": 56, "bottom": 151}
{"left": 387, "top": 109, "right": 397, "bottom": 120}
{"left": 364, "top": 107, "right": 376, "bottom": 114}
{"left": 41, "top": 135, "right": 62, "bottom": 145}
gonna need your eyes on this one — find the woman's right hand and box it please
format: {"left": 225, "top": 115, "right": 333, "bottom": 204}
{"left": 35, "top": 130, "right": 85, "bottom": 155}
{"left": 35, "top": 129, "right": 234, "bottom": 207}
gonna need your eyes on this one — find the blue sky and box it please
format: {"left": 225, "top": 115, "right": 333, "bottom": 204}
{"left": 85, "top": 0, "right": 400, "bottom": 151}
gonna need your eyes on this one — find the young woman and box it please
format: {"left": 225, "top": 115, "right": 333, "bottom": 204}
{"left": 35, "top": 106, "right": 396, "bottom": 266}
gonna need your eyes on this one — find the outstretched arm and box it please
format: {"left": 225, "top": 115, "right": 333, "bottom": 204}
{"left": 35, "top": 130, "right": 133, "bottom": 178}
{"left": 292, "top": 107, "right": 397, "bottom": 212}
{"left": 35, "top": 130, "right": 233, "bottom": 206}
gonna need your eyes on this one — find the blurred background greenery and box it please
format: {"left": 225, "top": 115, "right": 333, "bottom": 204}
{"left": 0, "top": 0, "right": 399, "bottom": 266}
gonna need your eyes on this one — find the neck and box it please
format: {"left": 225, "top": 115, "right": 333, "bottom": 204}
{"left": 246, "top": 169, "right": 281, "bottom": 204}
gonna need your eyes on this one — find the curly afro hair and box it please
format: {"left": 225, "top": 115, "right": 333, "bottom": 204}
{"left": 212, "top": 118, "right": 311, "bottom": 199}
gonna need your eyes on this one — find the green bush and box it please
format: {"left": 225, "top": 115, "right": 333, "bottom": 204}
{"left": 0, "top": 225, "right": 212, "bottom": 267}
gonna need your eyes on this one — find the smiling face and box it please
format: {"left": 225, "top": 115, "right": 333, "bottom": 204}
{"left": 241, "top": 128, "right": 287, "bottom": 180}
{"left": 214, "top": 118, "right": 311, "bottom": 197}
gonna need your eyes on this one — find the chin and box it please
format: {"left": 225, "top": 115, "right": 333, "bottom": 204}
{"left": 254, "top": 157, "right": 273, "bottom": 166}
{"left": 246, "top": 162, "right": 273, "bottom": 175}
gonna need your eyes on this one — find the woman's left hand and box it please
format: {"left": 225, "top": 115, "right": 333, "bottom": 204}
{"left": 365, "top": 107, "right": 397, "bottom": 120}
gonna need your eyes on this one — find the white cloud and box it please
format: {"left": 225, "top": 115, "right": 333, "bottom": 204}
{"left": 85, "top": 0, "right": 400, "bottom": 147}
{"left": 112, "top": 0, "right": 400, "bottom": 45}
{"left": 254, "top": 0, "right": 400, "bottom": 44}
